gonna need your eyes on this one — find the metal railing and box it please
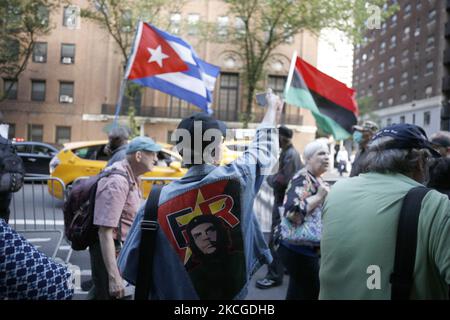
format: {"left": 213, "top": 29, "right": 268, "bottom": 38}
{"left": 101, "top": 104, "right": 304, "bottom": 125}
{"left": 10, "top": 176, "right": 67, "bottom": 260}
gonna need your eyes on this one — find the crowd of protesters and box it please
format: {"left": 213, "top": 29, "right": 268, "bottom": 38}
{"left": 1, "top": 89, "right": 449, "bottom": 300}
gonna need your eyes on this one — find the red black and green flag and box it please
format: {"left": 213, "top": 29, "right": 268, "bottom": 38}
{"left": 284, "top": 54, "right": 358, "bottom": 140}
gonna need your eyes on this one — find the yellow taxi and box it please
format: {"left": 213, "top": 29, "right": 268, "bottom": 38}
{"left": 48, "top": 140, "right": 186, "bottom": 199}
{"left": 47, "top": 139, "right": 246, "bottom": 200}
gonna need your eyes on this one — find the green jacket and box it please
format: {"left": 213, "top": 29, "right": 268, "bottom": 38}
{"left": 320, "top": 173, "right": 450, "bottom": 299}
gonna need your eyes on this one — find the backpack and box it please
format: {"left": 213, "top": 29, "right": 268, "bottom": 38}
{"left": 63, "top": 169, "right": 130, "bottom": 251}
{"left": 0, "top": 136, "right": 25, "bottom": 193}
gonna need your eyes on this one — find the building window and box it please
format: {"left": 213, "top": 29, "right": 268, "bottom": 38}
{"left": 400, "top": 116, "right": 405, "bottom": 123}
{"left": 388, "top": 77, "right": 395, "bottom": 89}
{"left": 390, "top": 35, "right": 396, "bottom": 48}
{"left": 412, "top": 113, "right": 416, "bottom": 124}
{"left": 426, "top": 36, "right": 435, "bottom": 49}
{"left": 387, "top": 118, "right": 392, "bottom": 126}
{"left": 381, "top": 22, "right": 387, "bottom": 35}
{"left": 378, "top": 81, "right": 384, "bottom": 92}
{"left": 378, "top": 101, "right": 383, "bottom": 108}
{"left": 3, "top": 79, "right": 17, "bottom": 100}
{"left": 401, "top": 94, "right": 407, "bottom": 101}
{"left": 268, "top": 75, "right": 287, "bottom": 97}
{"left": 37, "top": 5, "right": 49, "bottom": 27}
{"left": 428, "top": 10, "right": 436, "bottom": 22}
{"left": 403, "top": 26, "right": 410, "bottom": 40}
{"left": 61, "top": 44, "right": 75, "bottom": 64}
{"left": 379, "top": 62, "right": 385, "bottom": 73}
{"left": 380, "top": 41, "right": 386, "bottom": 53}
{"left": 33, "top": 42, "right": 47, "bottom": 63}
{"left": 170, "top": 13, "right": 181, "bottom": 35}
{"left": 423, "top": 111, "right": 431, "bottom": 126}
{"left": 235, "top": 17, "right": 245, "bottom": 35}
{"left": 28, "top": 124, "right": 43, "bottom": 142}
{"left": 55, "top": 126, "right": 71, "bottom": 144}
{"left": 63, "top": 5, "right": 79, "bottom": 28}
{"left": 59, "top": 82, "right": 74, "bottom": 103}
{"left": 391, "top": 14, "right": 397, "bottom": 27}
{"left": 388, "top": 98, "right": 394, "bottom": 106}
{"left": 425, "top": 85, "right": 433, "bottom": 96}
{"left": 218, "top": 73, "right": 239, "bottom": 120}
{"left": 31, "top": 80, "right": 46, "bottom": 101}
{"left": 187, "top": 14, "right": 200, "bottom": 35}
{"left": 4, "top": 39, "right": 20, "bottom": 62}
{"left": 168, "top": 96, "right": 189, "bottom": 117}
{"left": 404, "top": 4, "right": 411, "bottom": 18}
{"left": 414, "top": 26, "right": 420, "bottom": 37}
{"left": 389, "top": 56, "right": 396, "bottom": 68}
{"left": 426, "top": 61, "right": 434, "bottom": 75}
{"left": 283, "top": 23, "right": 293, "bottom": 43}
{"left": 217, "top": 16, "right": 229, "bottom": 38}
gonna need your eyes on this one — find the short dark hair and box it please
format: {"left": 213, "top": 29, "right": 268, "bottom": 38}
{"left": 428, "top": 157, "right": 450, "bottom": 190}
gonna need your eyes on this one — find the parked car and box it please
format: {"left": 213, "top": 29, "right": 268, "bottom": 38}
{"left": 13, "top": 141, "right": 62, "bottom": 176}
{"left": 48, "top": 140, "right": 186, "bottom": 199}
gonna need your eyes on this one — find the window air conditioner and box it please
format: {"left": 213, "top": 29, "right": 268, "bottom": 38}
{"left": 35, "top": 56, "right": 45, "bottom": 62}
{"left": 60, "top": 95, "right": 73, "bottom": 103}
{"left": 62, "top": 57, "right": 73, "bottom": 64}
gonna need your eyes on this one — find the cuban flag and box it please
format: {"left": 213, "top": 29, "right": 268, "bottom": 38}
{"left": 124, "top": 22, "right": 220, "bottom": 114}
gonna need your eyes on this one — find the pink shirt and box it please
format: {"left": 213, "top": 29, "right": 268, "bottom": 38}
{"left": 93, "top": 160, "right": 141, "bottom": 241}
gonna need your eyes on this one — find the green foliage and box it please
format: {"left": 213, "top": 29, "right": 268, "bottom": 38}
{"left": 0, "top": 0, "right": 60, "bottom": 100}
{"left": 213, "top": 0, "right": 395, "bottom": 127}
{"left": 127, "top": 105, "right": 140, "bottom": 138}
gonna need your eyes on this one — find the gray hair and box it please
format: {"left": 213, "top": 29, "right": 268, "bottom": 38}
{"left": 304, "top": 140, "right": 328, "bottom": 161}
{"left": 360, "top": 136, "right": 431, "bottom": 176}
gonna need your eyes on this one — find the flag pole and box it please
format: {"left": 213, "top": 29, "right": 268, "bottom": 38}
{"left": 284, "top": 51, "right": 298, "bottom": 97}
{"left": 112, "top": 77, "right": 128, "bottom": 127}
{"left": 113, "top": 21, "right": 144, "bottom": 127}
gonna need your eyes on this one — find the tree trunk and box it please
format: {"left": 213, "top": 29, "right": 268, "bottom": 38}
{"left": 243, "top": 85, "right": 256, "bottom": 129}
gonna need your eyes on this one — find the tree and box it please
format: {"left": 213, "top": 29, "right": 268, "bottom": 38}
{"left": 213, "top": 0, "right": 396, "bottom": 127}
{"left": 80, "top": 0, "right": 185, "bottom": 131}
{"left": 0, "top": 0, "right": 60, "bottom": 101}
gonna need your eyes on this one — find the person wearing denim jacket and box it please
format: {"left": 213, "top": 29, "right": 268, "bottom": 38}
{"left": 118, "top": 90, "right": 283, "bottom": 299}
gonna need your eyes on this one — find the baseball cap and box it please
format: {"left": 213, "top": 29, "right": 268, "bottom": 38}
{"left": 126, "top": 136, "right": 162, "bottom": 154}
{"left": 371, "top": 123, "right": 441, "bottom": 157}
{"left": 353, "top": 120, "right": 379, "bottom": 132}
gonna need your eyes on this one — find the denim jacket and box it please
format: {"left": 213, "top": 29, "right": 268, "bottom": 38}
{"left": 118, "top": 124, "right": 278, "bottom": 300}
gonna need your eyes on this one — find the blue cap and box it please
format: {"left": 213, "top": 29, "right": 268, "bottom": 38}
{"left": 126, "top": 136, "right": 162, "bottom": 154}
{"left": 371, "top": 124, "right": 441, "bottom": 157}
